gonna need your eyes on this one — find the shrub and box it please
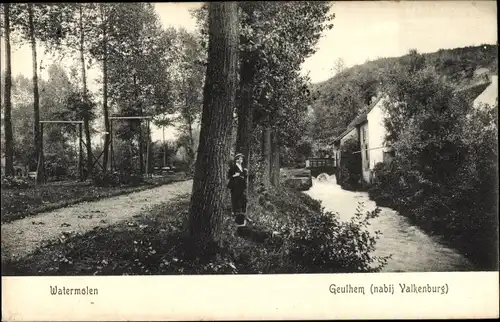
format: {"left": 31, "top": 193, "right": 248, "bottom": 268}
{"left": 1, "top": 176, "right": 32, "bottom": 189}
{"left": 92, "top": 171, "right": 144, "bottom": 187}
{"left": 93, "top": 171, "right": 121, "bottom": 187}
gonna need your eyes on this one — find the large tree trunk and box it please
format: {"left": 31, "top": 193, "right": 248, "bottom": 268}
{"left": 3, "top": 3, "right": 15, "bottom": 177}
{"left": 28, "top": 4, "right": 42, "bottom": 183}
{"left": 270, "top": 128, "right": 280, "bottom": 187}
{"left": 187, "top": 2, "right": 238, "bottom": 253}
{"left": 101, "top": 4, "right": 110, "bottom": 171}
{"left": 260, "top": 122, "right": 272, "bottom": 188}
{"left": 78, "top": 4, "right": 93, "bottom": 179}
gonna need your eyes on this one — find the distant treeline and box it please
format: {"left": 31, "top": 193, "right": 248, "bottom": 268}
{"left": 309, "top": 44, "right": 499, "bottom": 144}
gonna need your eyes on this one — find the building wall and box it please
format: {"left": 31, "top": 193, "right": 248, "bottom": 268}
{"left": 367, "top": 97, "right": 389, "bottom": 172}
{"left": 359, "top": 122, "right": 371, "bottom": 183}
{"left": 474, "top": 75, "right": 498, "bottom": 108}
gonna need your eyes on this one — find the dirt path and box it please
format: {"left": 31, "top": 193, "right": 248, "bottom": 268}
{"left": 1, "top": 180, "right": 193, "bottom": 262}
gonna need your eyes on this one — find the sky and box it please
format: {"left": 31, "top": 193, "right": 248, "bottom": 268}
{"left": 1, "top": 1, "right": 497, "bottom": 141}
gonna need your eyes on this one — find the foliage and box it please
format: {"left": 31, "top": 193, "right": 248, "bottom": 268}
{"left": 1, "top": 176, "right": 32, "bottom": 189}
{"left": 192, "top": 2, "right": 334, "bottom": 186}
{"left": 280, "top": 138, "right": 313, "bottom": 167}
{"left": 99, "top": 4, "right": 176, "bottom": 138}
{"left": 8, "top": 3, "right": 74, "bottom": 48}
{"left": 170, "top": 28, "right": 205, "bottom": 163}
{"left": 236, "top": 185, "right": 388, "bottom": 273}
{"left": 309, "top": 45, "right": 498, "bottom": 145}
{"left": 93, "top": 170, "right": 144, "bottom": 187}
{"left": 7, "top": 66, "right": 85, "bottom": 172}
{"left": 369, "top": 59, "right": 498, "bottom": 270}
{"left": 338, "top": 137, "right": 362, "bottom": 191}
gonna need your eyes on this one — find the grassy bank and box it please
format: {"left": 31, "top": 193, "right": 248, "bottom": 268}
{"left": 2, "top": 185, "right": 387, "bottom": 275}
{"left": 0, "top": 174, "right": 188, "bottom": 224}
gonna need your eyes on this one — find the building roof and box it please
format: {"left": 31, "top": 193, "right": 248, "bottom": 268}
{"left": 456, "top": 74, "right": 497, "bottom": 103}
{"left": 457, "top": 81, "right": 492, "bottom": 102}
{"left": 332, "top": 96, "right": 383, "bottom": 143}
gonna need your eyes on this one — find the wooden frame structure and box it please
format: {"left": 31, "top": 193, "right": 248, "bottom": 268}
{"left": 109, "top": 115, "right": 153, "bottom": 176}
{"left": 37, "top": 120, "right": 85, "bottom": 184}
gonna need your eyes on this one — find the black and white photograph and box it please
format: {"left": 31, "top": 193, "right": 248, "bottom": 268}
{"left": 1, "top": 0, "right": 498, "bottom": 320}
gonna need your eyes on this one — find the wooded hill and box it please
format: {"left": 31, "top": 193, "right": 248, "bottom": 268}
{"left": 309, "top": 44, "right": 499, "bottom": 146}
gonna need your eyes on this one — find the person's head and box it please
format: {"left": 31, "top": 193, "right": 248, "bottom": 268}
{"left": 234, "top": 153, "right": 243, "bottom": 165}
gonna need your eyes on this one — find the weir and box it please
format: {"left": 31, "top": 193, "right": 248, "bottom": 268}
{"left": 305, "top": 158, "right": 337, "bottom": 177}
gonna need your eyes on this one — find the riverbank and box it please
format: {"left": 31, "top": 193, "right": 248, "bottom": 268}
{"left": 366, "top": 165, "right": 498, "bottom": 271}
{"left": 2, "top": 184, "right": 386, "bottom": 275}
{"left": 306, "top": 176, "right": 474, "bottom": 272}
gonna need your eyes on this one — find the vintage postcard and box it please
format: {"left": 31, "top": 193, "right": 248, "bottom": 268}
{"left": 1, "top": 1, "right": 498, "bottom": 320}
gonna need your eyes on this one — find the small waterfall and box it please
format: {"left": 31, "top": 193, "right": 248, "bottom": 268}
{"left": 316, "top": 172, "right": 337, "bottom": 185}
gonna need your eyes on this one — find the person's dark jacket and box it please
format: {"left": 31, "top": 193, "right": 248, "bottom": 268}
{"left": 227, "top": 164, "right": 247, "bottom": 190}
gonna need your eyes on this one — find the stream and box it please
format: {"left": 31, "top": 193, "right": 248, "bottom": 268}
{"left": 304, "top": 174, "right": 473, "bottom": 272}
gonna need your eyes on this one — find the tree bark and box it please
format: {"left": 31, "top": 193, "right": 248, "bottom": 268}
{"left": 260, "top": 122, "right": 272, "bottom": 188}
{"left": 187, "top": 2, "right": 239, "bottom": 253}
{"left": 28, "top": 4, "right": 42, "bottom": 183}
{"left": 3, "top": 3, "right": 15, "bottom": 177}
{"left": 101, "top": 4, "right": 110, "bottom": 171}
{"left": 270, "top": 127, "right": 280, "bottom": 187}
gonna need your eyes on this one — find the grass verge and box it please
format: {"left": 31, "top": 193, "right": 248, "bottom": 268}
{"left": 1, "top": 174, "right": 188, "bottom": 224}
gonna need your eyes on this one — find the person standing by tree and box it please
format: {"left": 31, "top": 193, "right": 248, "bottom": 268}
{"left": 227, "top": 153, "right": 248, "bottom": 227}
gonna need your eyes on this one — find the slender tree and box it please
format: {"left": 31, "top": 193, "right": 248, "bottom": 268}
{"left": 78, "top": 4, "right": 93, "bottom": 178}
{"left": 10, "top": 3, "right": 72, "bottom": 181}
{"left": 3, "top": 3, "right": 15, "bottom": 176}
{"left": 187, "top": 2, "right": 239, "bottom": 252}
{"left": 99, "top": 3, "right": 111, "bottom": 171}
{"left": 26, "top": 4, "right": 43, "bottom": 182}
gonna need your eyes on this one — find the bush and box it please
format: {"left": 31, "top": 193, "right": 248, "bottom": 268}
{"left": 93, "top": 171, "right": 144, "bottom": 187}
{"left": 1, "top": 176, "right": 32, "bottom": 189}
{"left": 93, "top": 171, "right": 120, "bottom": 187}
